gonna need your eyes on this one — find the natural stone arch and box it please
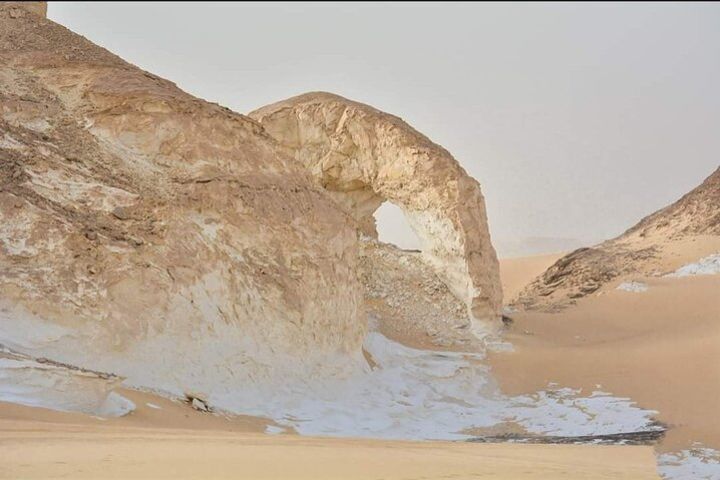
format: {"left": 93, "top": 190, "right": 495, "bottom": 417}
{"left": 251, "top": 93, "right": 502, "bottom": 334}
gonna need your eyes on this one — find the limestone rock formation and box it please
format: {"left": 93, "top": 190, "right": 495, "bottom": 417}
{"left": 517, "top": 167, "right": 720, "bottom": 309}
{"left": 250, "top": 93, "right": 503, "bottom": 335}
{"left": 625, "top": 167, "right": 720, "bottom": 238}
{"left": 0, "top": 1, "right": 506, "bottom": 414}
{"left": 359, "top": 239, "right": 475, "bottom": 350}
{"left": 0, "top": 344, "right": 134, "bottom": 416}
{"left": 0, "top": 3, "right": 365, "bottom": 398}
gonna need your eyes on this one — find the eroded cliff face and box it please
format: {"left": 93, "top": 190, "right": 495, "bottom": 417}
{"left": 0, "top": 4, "right": 365, "bottom": 398}
{"left": 0, "top": 2, "right": 506, "bottom": 415}
{"left": 517, "top": 167, "right": 720, "bottom": 310}
{"left": 251, "top": 93, "right": 503, "bottom": 335}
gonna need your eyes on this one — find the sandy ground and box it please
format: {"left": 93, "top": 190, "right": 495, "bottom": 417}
{"left": 0, "top": 389, "right": 270, "bottom": 433}
{"left": 0, "top": 414, "right": 659, "bottom": 480}
{"left": 4, "top": 250, "right": 703, "bottom": 479}
{"left": 0, "top": 393, "right": 661, "bottom": 479}
{"left": 491, "top": 254, "right": 720, "bottom": 453}
{"left": 0, "top": 387, "right": 662, "bottom": 479}
{"left": 499, "top": 252, "right": 564, "bottom": 301}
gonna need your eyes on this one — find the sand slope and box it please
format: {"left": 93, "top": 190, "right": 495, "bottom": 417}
{"left": 499, "top": 253, "right": 564, "bottom": 301}
{"left": 492, "top": 257, "right": 720, "bottom": 452}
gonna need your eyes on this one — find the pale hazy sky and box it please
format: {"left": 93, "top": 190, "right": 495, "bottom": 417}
{"left": 49, "top": 2, "right": 720, "bottom": 256}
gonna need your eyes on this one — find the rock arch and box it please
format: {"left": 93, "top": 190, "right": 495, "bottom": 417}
{"left": 250, "top": 93, "right": 502, "bottom": 335}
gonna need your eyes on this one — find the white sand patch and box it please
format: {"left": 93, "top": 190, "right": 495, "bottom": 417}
{"left": 665, "top": 254, "right": 720, "bottom": 278}
{"left": 98, "top": 393, "right": 135, "bottom": 417}
{"left": 616, "top": 281, "right": 649, "bottom": 292}
{"left": 658, "top": 445, "right": 720, "bottom": 479}
{"left": 265, "top": 425, "right": 286, "bottom": 435}
{"left": 486, "top": 340, "right": 515, "bottom": 353}
{"left": 0, "top": 303, "right": 659, "bottom": 442}
{"left": 211, "top": 331, "right": 659, "bottom": 441}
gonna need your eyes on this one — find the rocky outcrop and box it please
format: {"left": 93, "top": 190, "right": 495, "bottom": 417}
{"left": 251, "top": 93, "right": 503, "bottom": 335}
{"left": 517, "top": 167, "right": 720, "bottom": 309}
{"left": 359, "top": 240, "right": 476, "bottom": 350}
{"left": 0, "top": 344, "right": 134, "bottom": 416}
{"left": 0, "top": 1, "right": 506, "bottom": 417}
{"left": 625, "top": 167, "right": 720, "bottom": 239}
{"left": 0, "top": 3, "right": 365, "bottom": 398}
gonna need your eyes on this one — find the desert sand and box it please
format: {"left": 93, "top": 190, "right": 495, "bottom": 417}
{"left": 0, "top": 402, "right": 659, "bottom": 480}
{"left": 0, "top": 362, "right": 663, "bottom": 479}
{"left": 0, "top": 250, "right": 668, "bottom": 480}
{"left": 499, "top": 252, "right": 563, "bottom": 301}
{"left": 491, "top": 246, "right": 720, "bottom": 453}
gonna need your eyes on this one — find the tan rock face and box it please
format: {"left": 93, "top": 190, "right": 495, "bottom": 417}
{"left": 0, "top": 6, "right": 365, "bottom": 396}
{"left": 1, "top": 2, "right": 46, "bottom": 18}
{"left": 359, "top": 240, "right": 478, "bottom": 350}
{"left": 251, "top": 93, "right": 503, "bottom": 335}
{"left": 0, "top": 3, "right": 504, "bottom": 408}
{"left": 625, "top": 167, "right": 720, "bottom": 239}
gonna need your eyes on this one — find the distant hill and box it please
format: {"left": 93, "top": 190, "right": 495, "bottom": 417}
{"left": 516, "top": 167, "right": 720, "bottom": 310}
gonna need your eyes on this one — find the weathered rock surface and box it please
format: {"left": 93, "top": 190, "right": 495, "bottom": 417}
{"left": 359, "top": 240, "right": 477, "bottom": 350}
{"left": 0, "top": 344, "right": 134, "bottom": 416}
{"left": 0, "top": 1, "right": 506, "bottom": 414}
{"left": 518, "top": 167, "right": 720, "bottom": 309}
{"left": 0, "top": 3, "right": 365, "bottom": 397}
{"left": 2, "top": 1, "right": 45, "bottom": 17}
{"left": 251, "top": 93, "right": 503, "bottom": 335}
{"left": 626, "top": 167, "right": 720, "bottom": 239}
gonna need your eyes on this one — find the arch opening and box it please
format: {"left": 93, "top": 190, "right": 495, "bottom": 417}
{"left": 374, "top": 201, "right": 422, "bottom": 251}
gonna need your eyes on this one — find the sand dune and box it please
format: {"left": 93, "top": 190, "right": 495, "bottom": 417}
{"left": 499, "top": 253, "right": 564, "bottom": 301}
